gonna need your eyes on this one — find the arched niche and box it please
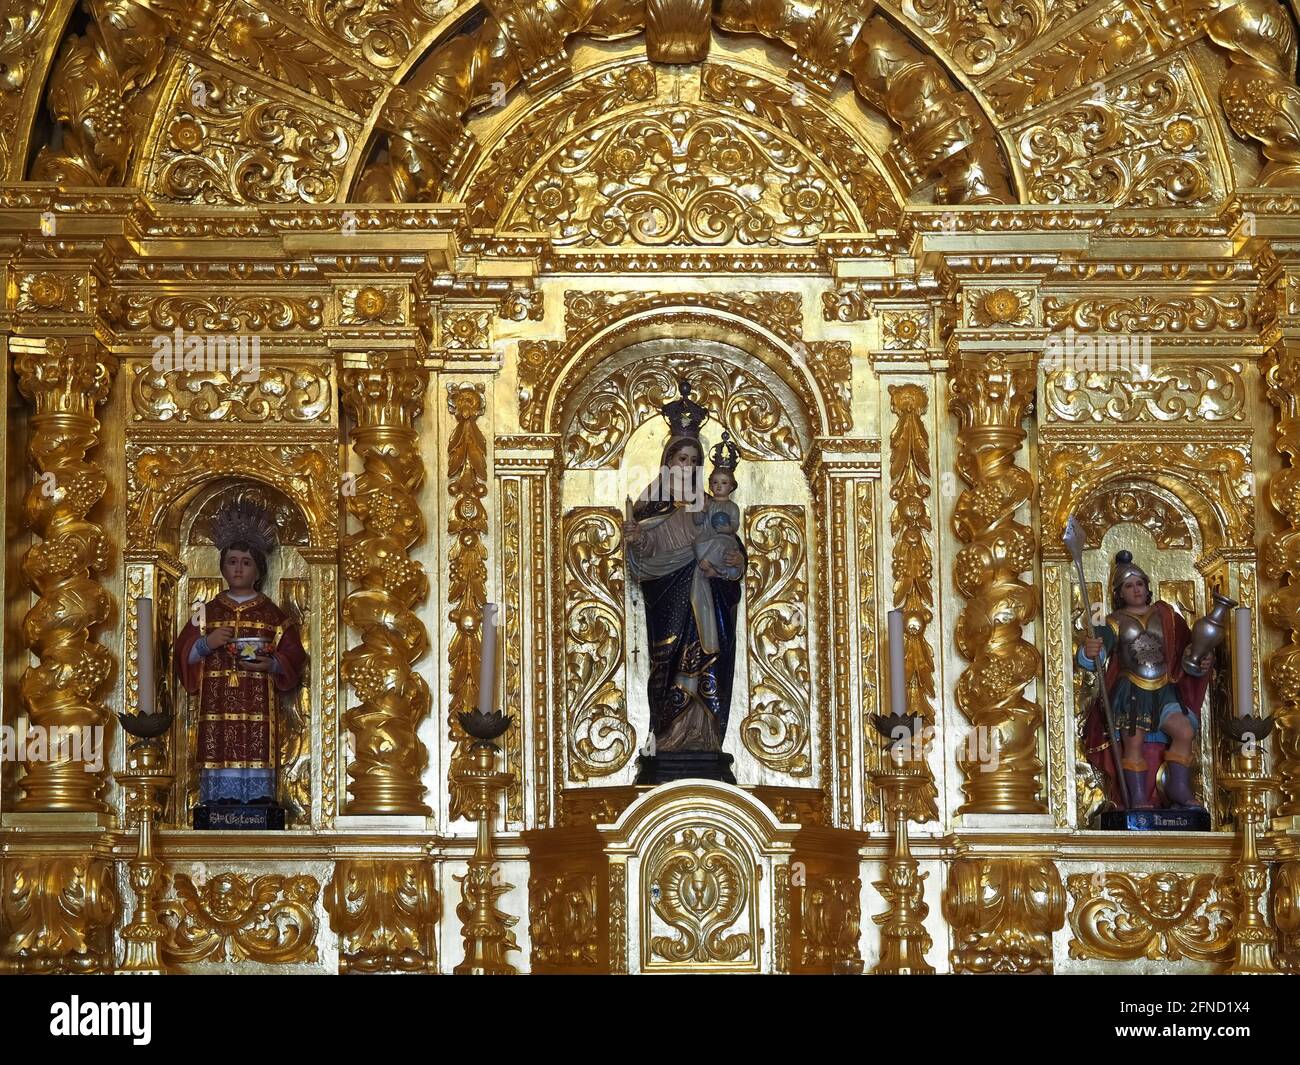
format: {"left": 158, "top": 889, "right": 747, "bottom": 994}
{"left": 556, "top": 334, "right": 821, "bottom": 794}
{"left": 1050, "top": 478, "right": 1248, "bottom": 832}
{"left": 131, "top": 471, "right": 336, "bottom": 831}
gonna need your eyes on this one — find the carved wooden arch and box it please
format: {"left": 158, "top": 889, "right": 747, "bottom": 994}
{"left": 454, "top": 56, "right": 907, "bottom": 239}
{"left": 559, "top": 338, "right": 812, "bottom": 470}
{"left": 1040, "top": 442, "right": 1253, "bottom": 558}
{"left": 127, "top": 442, "right": 339, "bottom": 555}
{"left": 520, "top": 294, "right": 847, "bottom": 441}
{"left": 17, "top": 1, "right": 1291, "bottom": 204}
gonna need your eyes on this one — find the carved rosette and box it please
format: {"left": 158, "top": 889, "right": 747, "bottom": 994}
{"left": 447, "top": 384, "right": 490, "bottom": 819}
{"left": 948, "top": 353, "right": 1046, "bottom": 813}
{"left": 943, "top": 858, "right": 1066, "bottom": 973}
{"left": 742, "top": 506, "right": 812, "bottom": 775}
{"left": 1067, "top": 872, "right": 1237, "bottom": 962}
{"left": 0, "top": 856, "right": 119, "bottom": 974}
{"left": 324, "top": 860, "right": 440, "bottom": 974}
{"left": 888, "top": 385, "right": 939, "bottom": 819}
{"left": 13, "top": 337, "right": 116, "bottom": 811}
{"left": 563, "top": 508, "right": 634, "bottom": 780}
{"left": 160, "top": 872, "right": 320, "bottom": 964}
{"left": 340, "top": 355, "right": 432, "bottom": 815}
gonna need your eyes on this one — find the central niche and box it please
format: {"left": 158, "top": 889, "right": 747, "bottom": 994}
{"left": 557, "top": 338, "right": 819, "bottom": 790}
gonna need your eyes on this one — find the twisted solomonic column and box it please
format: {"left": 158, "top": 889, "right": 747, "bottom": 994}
{"left": 947, "top": 352, "right": 1046, "bottom": 814}
{"left": 13, "top": 336, "right": 115, "bottom": 812}
{"left": 340, "top": 354, "right": 432, "bottom": 815}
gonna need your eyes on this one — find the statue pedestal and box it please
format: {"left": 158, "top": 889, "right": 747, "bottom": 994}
{"left": 634, "top": 751, "right": 736, "bottom": 785}
{"left": 1094, "top": 808, "right": 1210, "bottom": 832}
{"left": 193, "top": 803, "right": 286, "bottom": 830}
{"left": 524, "top": 781, "right": 865, "bottom": 974}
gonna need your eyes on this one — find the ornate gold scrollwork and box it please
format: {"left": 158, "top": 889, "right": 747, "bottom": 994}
{"left": 944, "top": 858, "right": 1066, "bottom": 973}
{"left": 1067, "top": 872, "right": 1237, "bottom": 962}
{"left": 742, "top": 506, "right": 812, "bottom": 776}
{"left": 563, "top": 508, "right": 634, "bottom": 780}
{"left": 30, "top": 0, "right": 170, "bottom": 185}
{"left": 1043, "top": 363, "right": 1246, "bottom": 424}
{"left": 1264, "top": 339, "right": 1300, "bottom": 817}
{"left": 160, "top": 872, "right": 320, "bottom": 964}
{"left": 446, "top": 383, "right": 489, "bottom": 819}
{"left": 716, "top": 0, "right": 1011, "bottom": 202}
{"left": 529, "top": 872, "right": 600, "bottom": 967}
{"left": 565, "top": 355, "right": 803, "bottom": 468}
{"left": 340, "top": 355, "right": 432, "bottom": 815}
{"left": 1041, "top": 440, "right": 1253, "bottom": 552}
{"left": 888, "top": 385, "right": 939, "bottom": 820}
{"left": 646, "top": 826, "right": 755, "bottom": 966}
{"left": 353, "top": 2, "right": 1009, "bottom": 206}
{"left": 130, "top": 362, "right": 333, "bottom": 424}
{"left": 801, "top": 873, "right": 863, "bottom": 969}
{"left": 13, "top": 337, "right": 115, "bottom": 811}
{"left": 0, "top": 856, "right": 118, "bottom": 974}
{"left": 1207, "top": 0, "right": 1300, "bottom": 187}
{"left": 152, "top": 65, "right": 353, "bottom": 205}
{"left": 324, "top": 859, "right": 440, "bottom": 974}
{"left": 948, "top": 353, "right": 1046, "bottom": 813}
{"left": 1016, "top": 62, "right": 1219, "bottom": 207}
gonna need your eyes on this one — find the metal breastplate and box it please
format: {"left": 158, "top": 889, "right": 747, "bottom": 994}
{"left": 1112, "top": 610, "right": 1167, "bottom": 685}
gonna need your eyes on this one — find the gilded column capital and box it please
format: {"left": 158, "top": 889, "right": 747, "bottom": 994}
{"left": 13, "top": 335, "right": 114, "bottom": 415}
{"left": 340, "top": 353, "right": 428, "bottom": 430}
{"left": 948, "top": 351, "right": 1038, "bottom": 437}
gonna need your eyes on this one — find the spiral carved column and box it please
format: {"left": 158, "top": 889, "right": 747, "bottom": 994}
{"left": 1263, "top": 333, "right": 1300, "bottom": 818}
{"left": 948, "top": 352, "right": 1046, "bottom": 814}
{"left": 340, "top": 354, "right": 432, "bottom": 815}
{"left": 13, "top": 336, "right": 115, "bottom": 812}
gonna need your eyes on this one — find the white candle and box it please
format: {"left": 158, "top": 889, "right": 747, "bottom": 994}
{"left": 888, "top": 608, "right": 906, "bottom": 719}
{"left": 136, "top": 597, "right": 155, "bottom": 716}
{"left": 1235, "top": 605, "right": 1253, "bottom": 718}
{"left": 478, "top": 603, "right": 498, "bottom": 714}
{"left": 625, "top": 496, "right": 634, "bottom": 523}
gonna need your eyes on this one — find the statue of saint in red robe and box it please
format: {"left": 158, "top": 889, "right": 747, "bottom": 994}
{"left": 176, "top": 531, "right": 305, "bottom": 805}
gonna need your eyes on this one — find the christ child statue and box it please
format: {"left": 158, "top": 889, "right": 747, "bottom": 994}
{"left": 695, "top": 465, "right": 743, "bottom": 581}
{"left": 175, "top": 500, "right": 306, "bottom": 807}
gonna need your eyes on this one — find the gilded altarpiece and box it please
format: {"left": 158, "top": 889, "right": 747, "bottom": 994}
{"left": 2, "top": 0, "right": 1300, "bottom": 976}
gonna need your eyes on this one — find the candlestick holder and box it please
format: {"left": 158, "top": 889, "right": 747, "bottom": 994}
{"left": 1221, "top": 716, "right": 1280, "bottom": 975}
{"left": 452, "top": 710, "right": 519, "bottom": 975}
{"left": 114, "top": 709, "right": 175, "bottom": 975}
{"left": 869, "top": 713, "right": 934, "bottom": 975}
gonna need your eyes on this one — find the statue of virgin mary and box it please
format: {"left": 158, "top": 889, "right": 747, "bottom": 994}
{"left": 621, "top": 381, "right": 744, "bottom": 781}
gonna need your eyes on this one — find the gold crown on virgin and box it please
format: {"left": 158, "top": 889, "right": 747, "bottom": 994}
{"left": 711, "top": 430, "right": 740, "bottom": 473}
{"left": 659, "top": 378, "right": 709, "bottom": 439}
{"left": 211, "top": 498, "right": 278, "bottom": 557}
